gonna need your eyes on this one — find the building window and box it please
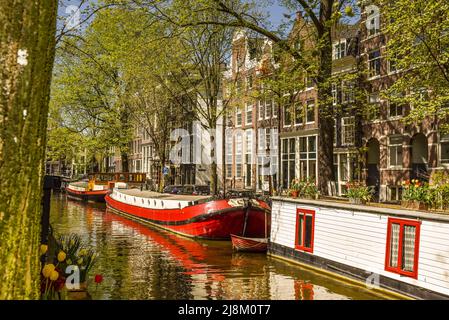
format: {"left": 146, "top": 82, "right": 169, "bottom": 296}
{"left": 236, "top": 132, "right": 242, "bottom": 177}
{"left": 305, "top": 100, "right": 315, "bottom": 123}
{"left": 265, "top": 98, "right": 272, "bottom": 119}
{"left": 299, "top": 136, "right": 317, "bottom": 182}
{"left": 283, "top": 105, "right": 292, "bottom": 126}
{"left": 236, "top": 109, "right": 242, "bottom": 127}
{"left": 368, "top": 50, "right": 381, "bottom": 78}
{"left": 368, "top": 92, "right": 381, "bottom": 120}
{"left": 333, "top": 39, "right": 346, "bottom": 60}
{"left": 295, "top": 101, "right": 303, "bottom": 125}
{"left": 339, "top": 153, "right": 349, "bottom": 182}
{"left": 385, "top": 218, "right": 421, "bottom": 279}
{"left": 388, "top": 58, "right": 398, "bottom": 73}
{"left": 272, "top": 100, "right": 278, "bottom": 118}
{"left": 389, "top": 136, "right": 403, "bottom": 167}
{"left": 389, "top": 100, "right": 404, "bottom": 118}
{"left": 341, "top": 117, "right": 355, "bottom": 145}
{"left": 225, "top": 130, "right": 233, "bottom": 178}
{"left": 367, "top": 7, "right": 381, "bottom": 36}
{"left": 247, "top": 74, "right": 253, "bottom": 90}
{"left": 440, "top": 134, "right": 449, "bottom": 164}
{"left": 295, "top": 208, "right": 315, "bottom": 253}
{"left": 245, "top": 104, "right": 253, "bottom": 125}
{"left": 388, "top": 186, "right": 402, "bottom": 202}
{"left": 245, "top": 130, "right": 252, "bottom": 187}
{"left": 281, "top": 138, "right": 296, "bottom": 188}
{"left": 258, "top": 100, "right": 264, "bottom": 120}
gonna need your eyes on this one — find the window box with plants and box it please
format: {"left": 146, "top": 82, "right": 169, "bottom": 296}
{"left": 401, "top": 179, "right": 430, "bottom": 211}
{"left": 346, "top": 181, "right": 373, "bottom": 205}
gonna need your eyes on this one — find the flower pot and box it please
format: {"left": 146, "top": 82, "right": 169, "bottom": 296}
{"left": 67, "top": 281, "right": 90, "bottom": 300}
{"left": 291, "top": 190, "right": 299, "bottom": 198}
{"left": 349, "top": 197, "right": 366, "bottom": 205}
{"left": 402, "top": 200, "right": 428, "bottom": 211}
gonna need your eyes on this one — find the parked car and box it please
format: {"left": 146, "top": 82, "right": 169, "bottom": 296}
{"left": 180, "top": 184, "right": 210, "bottom": 195}
{"left": 163, "top": 185, "right": 182, "bottom": 194}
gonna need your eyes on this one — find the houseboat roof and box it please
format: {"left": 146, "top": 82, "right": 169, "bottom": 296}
{"left": 119, "top": 188, "right": 211, "bottom": 202}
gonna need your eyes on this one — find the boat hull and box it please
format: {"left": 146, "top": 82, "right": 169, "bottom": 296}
{"left": 105, "top": 194, "right": 269, "bottom": 240}
{"left": 66, "top": 188, "right": 109, "bottom": 203}
{"left": 231, "top": 234, "right": 268, "bottom": 253}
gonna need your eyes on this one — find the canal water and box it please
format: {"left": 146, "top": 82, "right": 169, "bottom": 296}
{"left": 50, "top": 193, "right": 389, "bottom": 300}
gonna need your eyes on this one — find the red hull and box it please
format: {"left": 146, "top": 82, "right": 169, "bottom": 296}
{"left": 66, "top": 187, "right": 109, "bottom": 202}
{"left": 105, "top": 194, "right": 270, "bottom": 240}
{"left": 231, "top": 234, "right": 268, "bottom": 253}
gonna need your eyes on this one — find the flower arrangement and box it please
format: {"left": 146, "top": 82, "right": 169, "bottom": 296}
{"left": 40, "top": 233, "right": 99, "bottom": 300}
{"left": 289, "top": 178, "right": 301, "bottom": 197}
{"left": 289, "top": 178, "right": 319, "bottom": 199}
{"left": 401, "top": 179, "right": 430, "bottom": 210}
{"left": 346, "top": 181, "right": 373, "bottom": 204}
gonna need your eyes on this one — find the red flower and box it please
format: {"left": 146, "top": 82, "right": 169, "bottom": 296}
{"left": 94, "top": 274, "right": 103, "bottom": 284}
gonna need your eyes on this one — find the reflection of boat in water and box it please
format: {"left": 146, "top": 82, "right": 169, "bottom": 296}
{"left": 105, "top": 188, "right": 270, "bottom": 240}
{"left": 103, "top": 209, "right": 229, "bottom": 280}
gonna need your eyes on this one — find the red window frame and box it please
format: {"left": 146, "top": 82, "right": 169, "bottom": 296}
{"left": 295, "top": 208, "right": 315, "bottom": 253}
{"left": 385, "top": 217, "right": 421, "bottom": 279}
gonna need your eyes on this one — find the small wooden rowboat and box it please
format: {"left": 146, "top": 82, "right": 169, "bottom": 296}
{"left": 231, "top": 234, "right": 268, "bottom": 253}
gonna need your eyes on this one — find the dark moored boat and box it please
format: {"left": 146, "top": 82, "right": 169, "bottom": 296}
{"left": 105, "top": 188, "right": 271, "bottom": 240}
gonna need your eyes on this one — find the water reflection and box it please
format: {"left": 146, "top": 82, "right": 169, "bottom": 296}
{"left": 50, "top": 193, "right": 386, "bottom": 300}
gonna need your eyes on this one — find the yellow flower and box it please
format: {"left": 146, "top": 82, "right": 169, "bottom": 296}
{"left": 77, "top": 258, "right": 83, "bottom": 265}
{"left": 57, "top": 251, "right": 66, "bottom": 262}
{"left": 40, "top": 244, "right": 48, "bottom": 255}
{"left": 50, "top": 270, "right": 59, "bottom": 281}
{"left": 42, "top": 264, "right": 55, "bottom": 278}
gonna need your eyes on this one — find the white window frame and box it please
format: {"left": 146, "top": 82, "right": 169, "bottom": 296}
{"left": 341, "top": 116, "right": 355, "bottom": 146}
{"left": 389, "top": 135, "right": 403, "bottom": 168}
{"left": 236, "top": 109, "right": 242, "bottom": 127}
{"left": 305, "top": 100, "right": 315, "bottom": 124}
{"left": 333, "top": 39, "right": 347, "bottom": 60}
{"left": 368, "top": 49, "right": 382, "bottom": 78}
{"left": 245, "top": 103, "right": 253, "bottom": 125}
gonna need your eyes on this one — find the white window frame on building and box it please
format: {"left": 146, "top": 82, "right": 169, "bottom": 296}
{"left": 236, "top": 108, "right": 242, "bottom": 127}
{"left": 367, "top": 7, "right": 381, "bottom": 37}
{"left": 389, "top": 135, "right": 404, "bottom": 168}
{"left": 368, "top": 49, "right": 381, "bottom": 78}
{"left": 258, "top": 99, "right": 265, "bottom": 121}
{"left": 387, "top": 185, "right": 402, "bottom": 202}
{"left": 298, "top": 135, "right": 317, "bottom": 183}
{"left": 225, "top": 130, "right": 233, "bottom": 178}
{"left": 335, "top": 152, "right": 358, "bottom": 196}
{"left": 333, "top": 39, "right": 347, "bottom": 60}
{"left": 265, "top": 97, "right": 272, "bottom": 119}
{"left": 283, "top": 105, "right": 292, "bottom": 127}
{"left": 245, "top": 103, "right": 253, "bottom": 125}
{"left": 440, "top": 133, "right": 449, "bottom": 166}
{"left": 305, "top": 99, "right": 315, "bottom": 124}
{"left": 281, "top": 137, "right": 296, "bottom": 189}
{"left": 388, "top": 99, "right": 404, "bottom": 118}
{"left": 244, "top": 129, "right": 253, "bottom": 188}
{"left": 235, "top": 131, "right": 243, "bottom": 178}
{"left": 294, "top": 101, "right": 303, "bottom": 126}
{"left": 341, "top": 116, "right": 355, "bottom": 146}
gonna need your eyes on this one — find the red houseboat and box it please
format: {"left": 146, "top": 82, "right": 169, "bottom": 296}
{"left": 65, "top": 173, "right": 147, "bottom": 203}
{"left": 105, "top": 188, "right": 271, "bottom": 240}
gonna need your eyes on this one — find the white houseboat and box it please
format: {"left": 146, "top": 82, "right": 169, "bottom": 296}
{"left": 270, "top": 197, "right": 449, "bottom": 299}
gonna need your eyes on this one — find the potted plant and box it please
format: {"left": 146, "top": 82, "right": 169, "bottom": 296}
{"left": 401, "top": 179, "right": 430, "bottom": 210}
{"left": 302, "top": 178, "right": 319, "bottom": 200}
{"left": 346, "top": 181, "right": 373, "bottom": 205}
{"left": 289, "top": 179, "right": 301, "bottom": 198}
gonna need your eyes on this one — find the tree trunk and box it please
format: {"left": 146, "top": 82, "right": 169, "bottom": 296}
{"left": 0, "top": 0, "right": 58, "bottom": 299}
{"left": 316, "top": 24, "right": 335, "bottom": 196}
